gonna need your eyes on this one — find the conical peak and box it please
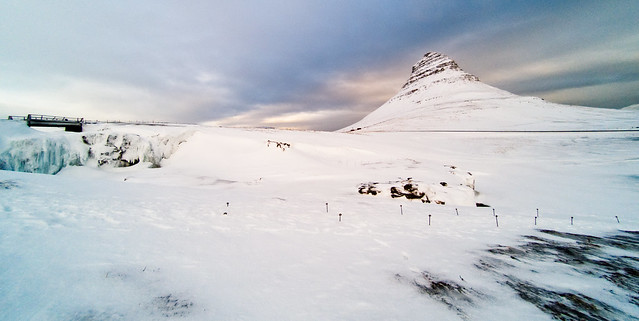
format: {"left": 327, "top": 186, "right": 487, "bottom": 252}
{"left": 413, "top": 52, "right": 459, "bottom": 73}
{"left": 402, "top": 52, "right": 479, "bottom": 88}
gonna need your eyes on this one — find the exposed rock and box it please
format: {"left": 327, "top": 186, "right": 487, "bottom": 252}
{"left": 358, "top": 182, "right": 381, "bottom": 195}
{"left": 390, "top": 186, "right": 404, "bottom": 198}
{"left": 402, "top": 52, "right": 480, "bottom": 89}
{"left": 390, "top": 181, "right": 426, "bottom": 200}
{"left": 267, "top": 140, "right": 291, "bottom": 151}
{"left": 358, "top": 172, "right": 476, "bottom": 206}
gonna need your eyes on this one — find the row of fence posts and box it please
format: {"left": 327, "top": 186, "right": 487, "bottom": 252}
{"left": 350, "top": 203, "right": 622, "bottom": 227}
{"left": 221, "top": 201, "right": 623, "bottom": 227}
{"left": 329, "top": 203, "right": 623, "bottom": 226}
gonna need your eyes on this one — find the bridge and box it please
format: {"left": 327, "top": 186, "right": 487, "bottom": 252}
{"left": 24, "top": 114, "right": 84, "bottom": 132}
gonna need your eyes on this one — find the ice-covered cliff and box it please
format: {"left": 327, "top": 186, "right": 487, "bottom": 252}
{"left": 0, "top": 121, "right": 192, "bottom": 174}
{"left": 82, "top": 130, "right": 191, "bottom": 168}
{"left": 0, "top": 121, "right": 87, "bottom": 174}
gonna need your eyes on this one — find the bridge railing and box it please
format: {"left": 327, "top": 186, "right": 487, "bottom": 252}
{"left": 25, "top": 114, "right": 84, "bottom": 132}
{"left": 26, "top": 114, "right": 84, "bottom": 123}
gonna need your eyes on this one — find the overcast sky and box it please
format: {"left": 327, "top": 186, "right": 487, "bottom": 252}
{"left": 1, "top": 1, "right": 638, "bottom": 130}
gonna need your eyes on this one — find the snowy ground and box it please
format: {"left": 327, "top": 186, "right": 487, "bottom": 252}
{"left": 1, "top": 121, "right": 639, "bottom": 320}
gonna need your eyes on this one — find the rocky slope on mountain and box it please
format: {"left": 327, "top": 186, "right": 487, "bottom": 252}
{"left": 342, "top": 52, "right": 638, "bottom": 132}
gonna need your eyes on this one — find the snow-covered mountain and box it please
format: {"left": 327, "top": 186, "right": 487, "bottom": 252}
{"left": 343, "top": 52, "right": 637, "bottom": 132}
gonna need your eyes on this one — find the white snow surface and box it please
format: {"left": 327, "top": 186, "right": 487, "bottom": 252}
{"left": 1, "top": 52, "right": 639, "bottom": 320}
{"left": 1, "top": 121, "right": 638, "bottom": 320}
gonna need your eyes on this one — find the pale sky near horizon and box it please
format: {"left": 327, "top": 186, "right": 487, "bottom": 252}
{"left": 1, "top": 1, "right": 638, "bottom": 130}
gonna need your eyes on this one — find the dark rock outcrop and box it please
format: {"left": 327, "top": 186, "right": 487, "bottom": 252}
{"left": 401, "top": 52, "right": 480, "bottom": 89}
{"left": 390, "top": 181, "right": 427, "bottom": 200}
{"left": 358, "top": 182, "right": 381, "bottom": 195}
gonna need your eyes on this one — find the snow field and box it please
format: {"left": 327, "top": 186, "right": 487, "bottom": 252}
{"left": 1, "top": 170, "right": 561, "bottom": 320}
{"left": 1, "top": 122, "right": 638, "bottom": 320}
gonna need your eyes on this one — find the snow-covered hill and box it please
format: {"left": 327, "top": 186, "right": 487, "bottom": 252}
{"left": 342, "top": 52, "right": 638, "bottom": 132}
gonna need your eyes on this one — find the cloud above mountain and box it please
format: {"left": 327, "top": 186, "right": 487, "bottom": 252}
{"left": 1, "top": 0, "right": 637, "bottom": 130}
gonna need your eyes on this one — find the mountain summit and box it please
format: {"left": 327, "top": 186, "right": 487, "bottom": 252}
{"left": 402, "top": 52, "right": 479, "bottom": 89}
{"left": 342, "top": 52, "right": 636, "bottom": 132}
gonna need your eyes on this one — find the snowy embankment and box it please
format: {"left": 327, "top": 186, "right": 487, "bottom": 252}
{"left": 1, "top": 119, "right": 639, "bottom": 320}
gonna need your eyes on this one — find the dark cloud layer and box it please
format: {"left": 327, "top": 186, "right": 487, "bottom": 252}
{"left": 1, "top": 1, "right": 637, "bottom": 130}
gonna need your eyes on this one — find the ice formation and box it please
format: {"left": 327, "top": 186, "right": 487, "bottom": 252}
{"left": 0, "top": 121, "right": 87, "bottom": 174}
{"left": 82, "top": 130, "right": 192, "bottom": 168}
{"left": 0, "top": 137, "right": 85, "bottom": 175}
{"left": 0, "top": 121, "right": 193, "bottom": 174}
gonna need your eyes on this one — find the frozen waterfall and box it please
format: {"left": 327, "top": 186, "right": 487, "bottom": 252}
{"left": 0, "top": 120, "right": 192, "bottom": 175}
